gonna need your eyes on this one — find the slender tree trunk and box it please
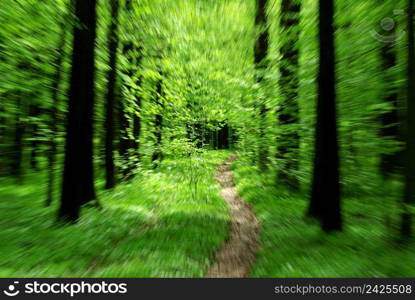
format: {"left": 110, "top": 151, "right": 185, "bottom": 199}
{"left": 152, "top": 76, "right": 164, "bottom": 166}
{"left": 277, "top": 0, "right": 301, "bottom": 190}
{"left": 132, "top": 92, "right": 142, "bottom": 152}
{"left": 132, "top": 48, "right": 143, "bottom": 155}
{"left": 118, "top": 48, "right": 143, "bottom": 178}
{"left": 217, "top": 129, "right": 221, "bottom": 150}
{"left": 118, "top": 92, "right": 130, "bottom": 178}
{"left": 401, "top": 0, "right": 415, "bottom": 237}
{"left": 254, "top": 0, "right": 270, "bottom": 171}
{"left": 104, "top": 0, "right": 120, "bottom": 189}
{"left": 118, "top": 15, "right": 133, "bottom": 178}
{"left": 58, "top": 0, "right": 97, "bottom": 222}
{"left": 308, "top": 0, "right": 342, "bottom": 232}
{"left": 29, "top": 103, "right": 40, "bottom": 171}
{"left": 118, "top": 0, "right": 142, "bottom": 179}
{"left": 10, "top": 93, "right": 25, "bottom": 184}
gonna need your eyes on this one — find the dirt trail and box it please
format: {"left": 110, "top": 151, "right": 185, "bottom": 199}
{"left": 205, "top": 155, "right": 260, "bottom": 278}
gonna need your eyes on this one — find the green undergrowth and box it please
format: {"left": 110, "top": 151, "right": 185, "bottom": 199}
{"left": 0, "top": 150, "right": 231, "bottom": 277}
{"left": 232, "top": 156, "right": 415, "bottom": 277}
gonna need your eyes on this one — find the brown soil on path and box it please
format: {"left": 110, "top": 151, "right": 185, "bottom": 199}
{"left": 205, "top": 155, "right": 260, "bottom": 278}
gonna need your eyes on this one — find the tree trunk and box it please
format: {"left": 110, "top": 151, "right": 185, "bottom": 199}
{"left": 277, "top": 0, "right": 301, "bottom": 190}
{"left": 118, "top": 0, "right": 142, "bottom": 179}
{"left": 118, "top": 91, "right": 130, "bottom": 178}
{"left": 401, "top": 0, "right": 415, "bottom": 237}
{"left": 58, "top": 0, "right": 97, "bottom": 222}
{"left": 308, "top": 0, "right": 342, "bottom": 232}
{"left": 29, "top": 103, "right": 40, "bottom": 171}
{"left": 104, "top": 0, "right": 120, "bottom": 189}
{"left": 152, "top": 76, "right": 164, "bottom": 167}
{"left": 132, "top": 49, "right": 143, "bottom": 155}
{"left": 10, "top": 93, "right": 24, "bottom": 184}
{"left": 254, "top": 0, "right": 270, "bottom": 171}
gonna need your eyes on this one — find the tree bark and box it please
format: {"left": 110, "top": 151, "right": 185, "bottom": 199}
{"left": 58, "top": 0, "right": 97, "bottom": 222}
{"left": 104, "top": 0, "right": 120, "bottom": 189}
{"left": 254, "top": 0, "right": 270, "bottom": 171}
{"left": 29, "top": 103, "right": 40, "bottom": 171}
{"left": 308, "top": 0, "right": 342, "bottom": 232}
{"left": 10, "top": 93, "right": 24, "bottom": 184}
{"left": 152, "top": 75, "right": 164, "bottom": 167}
{"left": 277, "top": 0, "right": 301, "bottom": 190}
{"left": 118, "top": 0, "right": 142, "bottom": 179}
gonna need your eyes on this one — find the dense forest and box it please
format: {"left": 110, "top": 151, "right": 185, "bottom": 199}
{"left": 0, "top": 0, "right": 414, "bottom": 277}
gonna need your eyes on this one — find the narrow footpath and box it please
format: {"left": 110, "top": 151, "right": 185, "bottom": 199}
{"left": 206, "top": 155, "right": 260, "bottom": 278}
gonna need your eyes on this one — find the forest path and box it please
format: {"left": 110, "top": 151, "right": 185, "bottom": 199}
{"left": 205, "top": 155, "right": 260, "bottom": 278}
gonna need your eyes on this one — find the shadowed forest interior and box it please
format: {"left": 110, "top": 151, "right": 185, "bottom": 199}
{"left": 0, "top": 0, "right": 415, "bottom": 277}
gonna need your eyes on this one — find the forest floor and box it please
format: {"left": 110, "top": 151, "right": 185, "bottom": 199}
{"left": 206, "top": 155, "right": 259, "bottom": 277}
{"left": 0, "top": 151, "right": 231, "bottom": 277}
{"left": 1, "top": 151, "right": 415, "bottom": 277}
{"left": 232, "top": 157, "right": 415, "bottom": 277}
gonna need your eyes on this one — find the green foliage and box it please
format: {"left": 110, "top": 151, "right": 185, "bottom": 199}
{"left": 0, "top": 0, "right": 413, "bottom": 278}
{"left": 0, "top": 151, "right": 230, "bottom": 277}
{"left": 232, "top": 157, "right": 414, "bottom": 277}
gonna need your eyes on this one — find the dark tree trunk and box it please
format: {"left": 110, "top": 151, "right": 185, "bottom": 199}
{"left": 254, "top": 0, "right": 270, "bottom": 171}
{"left": 152, "top": 76, "right": 164, "bottom": 166}
{"left": 104, "top": 0, "right": 120, "bottom": 190}
{"left": 29, "top": 103, "right": 40, "bottom": 171}
{"left": 277, "top": 0, "right": 301, "bottom": 190}
{"left": 401, "top": 0, "right": 415, "bottom": 237}
{"left": 58, "top": 0, "right": 97, "bottom": 222}
{"left": 10, "top": 94, "right": 25, "bottom": 184}
{"left": 130, "top": 47, "right": 143, "bottom": 165}
{"left": 132, "top": 94, "right": 142, "bottom": 151}
{"left": 308, "top": 0, "right": 342, "bottom": 232}
{"left": 118, "top": 0, "right": 142, "bottom": 179}
{"left": 254, "top": 0, "right": 269, "bottom": 74}
{"left": 132, "top": 48, "right": 143, "bottom": 153}
{"left": 118, "top": 95, "right": 130, "bottom": 176}
{"left": 118, "top": 47, "right": 143, "bottom": 178}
